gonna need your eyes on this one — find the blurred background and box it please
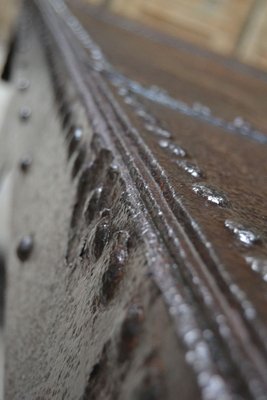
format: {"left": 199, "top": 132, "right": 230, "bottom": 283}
{"left": 80, "top": 0, "right": 267, "bottom": 70}
{"left": 0, "top": 0, "right": 267, "bottom": 73}
{"left": 0, "top": 0, "right": 19, "bottom": 72}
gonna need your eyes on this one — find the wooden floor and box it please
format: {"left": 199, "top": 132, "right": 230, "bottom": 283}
{"left": 83, "top": 0, "right": 267, "bottom": 71}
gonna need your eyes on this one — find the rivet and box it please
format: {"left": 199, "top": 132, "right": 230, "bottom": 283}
{"left": 19, "top": 106, "right": 31, "bottom": 121}
{"left": 16, "top": 235, "right": 34, "bottom": 261}
{"left": 19, "top": 156, "right": 32, "bottom": 172}
{"left": 17, "top": 78, "right": 30, "bottom": 91}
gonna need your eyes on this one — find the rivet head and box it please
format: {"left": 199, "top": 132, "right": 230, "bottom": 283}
{"left": 19, "top": 156, "right": 32, "bottom": 172}
{"left": 16, "top": 235, "right": 34, "bottom": 261}
{"left": 17, "top": 78, "right": 30, "bottom": 91}
{"left": 19, "top": 107, "right": 32, "bottom": 121}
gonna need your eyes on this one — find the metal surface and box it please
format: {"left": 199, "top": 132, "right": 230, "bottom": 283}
{"left": 3, "top": 0, "right": 267, "bottom": 398}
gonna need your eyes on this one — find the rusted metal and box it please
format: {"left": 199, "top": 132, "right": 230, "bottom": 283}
{"left": 4, "top": 0, "right": 267, "bottom": 399}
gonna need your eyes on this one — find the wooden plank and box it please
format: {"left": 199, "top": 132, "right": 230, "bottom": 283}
{"left": 237, "top": 0, "right": 267, "bottom": 70}
{"left": 0, "top": 0, "right": 20, "bottom": 43}
{"left": 0, "top": 0, "right": 20, "bottom": 74}
{"left": 81, "top": 0, "right": 267, "bottom": 71}
{"left": 110, "top": 0, "right": 255, "bottom": 53}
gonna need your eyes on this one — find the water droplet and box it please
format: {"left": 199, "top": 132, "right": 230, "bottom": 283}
{"left": 192, "top": 184, "right": 229, "bottom": 207}
{"left": 245, "top": 256, "right": 267, "bottom": 281}
{"left": 158, "top": 139, "right": 186, "bottom": 157}
{"left": 135, "top": 108, "right": 156, "bottom": 124}
{"left": 135, "top": 108, "right": 146, "bottom": 118}
{"left": 118, "top": 87, "right": 128, "bottom": 97}
{"left": 148, "top": 124, "right": 172, "bottom": 139}
{"left": 144, "top": 124, "right": 172, "bottom": 138}
{"left": 68, "top": 127, "right": 83, "bottom": 158}
{"left": 232, "top": 117, "right": 245, "bottom": 128}
{"left": 19, "top": 156, "right": 32, "bottom": 172}
{"left": 19, "top": 106, "right": 31, "bottom": 121}
{"left": 93, "top": 62, "right": 104, "bottom": 72}
{"left": 91, "top": 48, "right": 102, "bottom": 61}
{"left": 202, "top": 375, "right": 228, "bottom": 400}
{"left": 193, "top": 102, "right": 211, "bottom": 117}
{"left": 124, "top": 96, "right": 135, "bottom": 105}
{"left": 16, "top": 235, "right": 34, "bottom": 261}
{"left": 244, "top": 306, "right": 256, "bottom": 320}
{"left": 224, "top": 220, "right": 261, "bottom": 246}
{"left": 184, "top": 329, "right": 201, "bottom": 346}
{"left": 73, "top": 127, "right": 83, "bottom": 140}
{"left": 176, "top": 160, "right": 204, "bottom": 178}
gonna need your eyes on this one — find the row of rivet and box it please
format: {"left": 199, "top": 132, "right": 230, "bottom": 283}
{"left": 15, "top": 19, "right": 86, "bottom": 262}
{"left": 16, "top": 31, "right": 34, "bottom": 262}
